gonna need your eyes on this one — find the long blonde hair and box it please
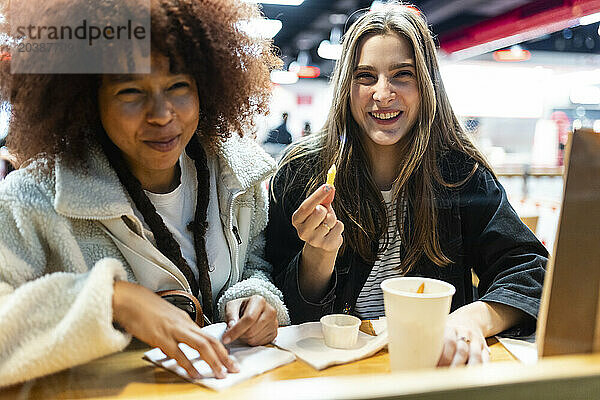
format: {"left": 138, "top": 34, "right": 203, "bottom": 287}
{"left": 278, "top": 2, "right": 491, "bottom": 271}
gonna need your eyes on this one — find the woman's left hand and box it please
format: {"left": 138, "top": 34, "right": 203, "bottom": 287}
{"left": 437, "top": 311, "right": 490, "bottom": 366}
{"left": 221, "top": 295, "right": 278, "bottom": 346}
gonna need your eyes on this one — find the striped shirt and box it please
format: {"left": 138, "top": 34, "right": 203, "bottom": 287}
{"left": 354, "top": 189, "right": 407, "bottom": 319}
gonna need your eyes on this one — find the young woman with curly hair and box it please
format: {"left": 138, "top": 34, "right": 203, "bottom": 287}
{"left": 266, "top": 2, "right": 547, "bottom": 366}
{"left": 0, "top": 0, "right": 289, "bottom": 386}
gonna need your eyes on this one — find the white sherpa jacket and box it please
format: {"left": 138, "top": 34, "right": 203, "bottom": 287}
{"left": 0, "top": 134, "right": 289, "bottom": 387}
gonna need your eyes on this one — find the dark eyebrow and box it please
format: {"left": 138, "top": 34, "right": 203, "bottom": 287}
{"left": 389, "top": 62, "right": 415, "bottom": 70}
{"left": 354, "top": 62, "right": 415, "bottom": 72}
{"left": 354, "top": 65, "right": 375, "bottom": 72}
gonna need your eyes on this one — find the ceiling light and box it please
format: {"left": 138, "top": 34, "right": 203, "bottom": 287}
{"left": 318, "top": 24, "right": 343, "bottom": 60}
{"left": 317, "top": 40, "right": 342, "bottom": 60}
{"left": 244, "top": 0, "right": 304, "bottom": 5}
{"left": 238, "top": 18, "right": 282, "bottom": 39}
{"left": 493, "top": 47, "right": 531, "bottom": 62}
{"left": 580, "top": 12, "right": 600, "bottom": 26}
{"left": 270, "top": 70, "right": 299, "bottom": 84}
{"left": 296, "top": 66, "right": 320, "bottom": 79}
{"left": 289, "top": 63, "right": 320, "bottom": 78}
{"left": 287, "top": 49, "right": 319, "bottom": 78}
{"left": 570, "top": 86, "right": 600, "bottom": 104}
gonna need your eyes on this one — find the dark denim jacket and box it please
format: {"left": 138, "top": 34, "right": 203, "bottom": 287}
{"left": 266, "top": 150, "right": 548, "bottom": 334}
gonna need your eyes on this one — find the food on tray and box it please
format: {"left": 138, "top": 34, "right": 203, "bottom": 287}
{"left": 359, "top": 320, "right": 377, "bottom": 336}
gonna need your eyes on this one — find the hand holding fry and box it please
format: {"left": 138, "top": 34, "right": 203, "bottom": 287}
{"left": 291, "top": 184, "right": 343, "bottom": 253}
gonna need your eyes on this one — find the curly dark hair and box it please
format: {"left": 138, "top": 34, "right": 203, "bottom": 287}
{"left": 0, "top": 0, "right": 281, "bottom": 166}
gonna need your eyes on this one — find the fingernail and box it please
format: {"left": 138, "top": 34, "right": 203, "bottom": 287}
{"left": 228, "top": 320, "right": 235, "bottom": 328}
{"left": 222, "top": 336, "right": 231, "bottom": 345}
{"left": 231, "top": 360, "right": 241, "bottom": 373}
{"left": 323, "top": 184, "right": 331, "bottom": 192}
{"left": 216, "top": 371, "right": 227, "bottom": 379}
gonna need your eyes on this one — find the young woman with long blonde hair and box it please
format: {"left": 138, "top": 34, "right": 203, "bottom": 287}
{"left": 266, "top": 2, "right": 546, "bottom": 366}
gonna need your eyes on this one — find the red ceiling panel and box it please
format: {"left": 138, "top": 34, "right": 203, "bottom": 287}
{"left": 440, "top": 0, "right": 600, "bottom": 56}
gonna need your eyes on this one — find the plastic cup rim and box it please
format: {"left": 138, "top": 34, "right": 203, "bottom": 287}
{"left": 381, "top": 277, "right": 456, "bottom": 298}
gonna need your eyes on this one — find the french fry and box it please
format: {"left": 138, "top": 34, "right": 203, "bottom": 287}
{"left": 416, "top": 282, "right": 425, "bottom": 294}
{"left": 359, "top": 320, "right": 377, "bottom": 336}
{"left": 326, "top": 164, "right": 336, "bottom": 188}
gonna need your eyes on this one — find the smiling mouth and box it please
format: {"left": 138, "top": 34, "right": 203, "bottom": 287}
{"left": 369, "top": 111, "right": 403, "bottom": 124}
{"left": 370, "top": 111, "right": 401, "bottom": 119}
{"left": 144, "top": 136, "right": 180, "bottom": 152}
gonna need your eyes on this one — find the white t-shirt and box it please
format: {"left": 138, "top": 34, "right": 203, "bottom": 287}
{"left": 354, "top": 189, "right": 407, "bottom": 319}
{"left": 135, "top": 151, "right": 232, "bottom": 304}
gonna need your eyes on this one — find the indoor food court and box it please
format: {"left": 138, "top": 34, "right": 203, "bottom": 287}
{"left": 0, "top": 0, "right": 599, "bottom": 399}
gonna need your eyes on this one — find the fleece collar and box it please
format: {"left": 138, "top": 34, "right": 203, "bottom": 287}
{"left": 54, "top": 145, "right": 133, "bottom": 219}
{"left": 54, "top": 135, "right": 276, "bottom": 219}
{"left": 213, "top": 133, "right": 276, "bottom": 192}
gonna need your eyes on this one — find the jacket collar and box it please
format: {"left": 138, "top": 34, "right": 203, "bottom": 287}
{"left": 54, "top": 135, "right": 276, "bottom": 219}
{"left": 54, "top": 144, "right": 133, "bottom": 219}
{"left": 212, "top": 133, "right": 276, "bottom": 192}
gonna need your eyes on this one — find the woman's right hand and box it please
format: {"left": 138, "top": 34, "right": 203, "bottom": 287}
{"left": 291, "top": 184, "right": 344, "bottom": 253}
{"left": 112, "top": 281, "right": 239, "bottom": 379}
{"left": 292, "top": 184, "right": 344, "bottom": 300}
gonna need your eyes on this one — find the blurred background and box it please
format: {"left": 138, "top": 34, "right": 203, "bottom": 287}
{"left": 249, "top": 0, "right": 600, "bottom": 253}
{"left": 2, "top": 0, "right": 600, "bottom": 252}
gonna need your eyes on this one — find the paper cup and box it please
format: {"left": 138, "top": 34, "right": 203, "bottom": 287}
{"left": 381, "top": 277, "right": 455, "bottom": 371}
{"left": 320, "top": 314, "right": 361, "bottom": 349}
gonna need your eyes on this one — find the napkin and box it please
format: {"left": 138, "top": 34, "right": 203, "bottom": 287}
{"left": 143, "top": 323, "right": 296, "bottom": 391}
{"left": 496, "top": 336, "right": 538, "bottom": 364}
{"left": 370, "top": 317, "right": 388, "bottom": 335}
{"left": 272, "top": 321, "right": 388, "bottom": 370}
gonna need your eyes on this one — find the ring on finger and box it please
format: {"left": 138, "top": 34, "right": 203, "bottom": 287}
{"left": 458, "top": 336, "right": 471, "bottom": 344}
{"left": 321, "top": 221, "right": 332, "bottom": 231}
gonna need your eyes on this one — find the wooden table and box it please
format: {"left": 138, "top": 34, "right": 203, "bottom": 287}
{"left": 6, "top": 337, "right": 600, "bottom": 400}
{"left": 2, "top": 338, "right": 517, "bottom": 399}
